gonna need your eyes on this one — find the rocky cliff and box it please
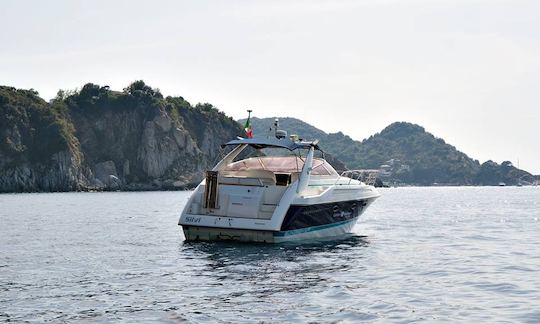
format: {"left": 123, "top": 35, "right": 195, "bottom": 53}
{"left": 0, "top": 82, "right": 242, "bottom": 192}
{"left": 3, "top": 85, "right": 534, "bottom": 192}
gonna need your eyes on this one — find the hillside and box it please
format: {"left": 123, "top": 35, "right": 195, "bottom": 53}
{"left": 2, "top": 87, "right": 535, "bottom": 192}
{"left": 243, "top": 117, "right": 328, "bottom": 141}
{"left": 0, "top": 82, "right": 243, "bottom": 192}
{"left": 351, "top": 122, "right": 480, "bottom": 185}
{"left": 476, "top": 160, "right": 534, "bottom": 186}
{"left": 242, "top": 117, "right": 535, "bottom": 186}
{"left": 0, "top": 86, "right": 85, "bottom": 191}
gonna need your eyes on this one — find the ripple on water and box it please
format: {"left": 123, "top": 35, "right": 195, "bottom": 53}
{"left": 1, "top": 188, "right": 540, "bottom": 322}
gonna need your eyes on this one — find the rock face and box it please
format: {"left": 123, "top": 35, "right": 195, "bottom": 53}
{"left": 93, "top": 160, "right": 119, "bottom": 188}
{"left": 0, "top": 82, "right": 242, "bottom": 192}
{"left": 4, "top": 83, "right": 533, "bottom": 192}
{"left": 0, "top": 87, "right": 89, "bottom": 192}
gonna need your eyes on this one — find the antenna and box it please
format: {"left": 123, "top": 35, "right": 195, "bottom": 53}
{"left": 264, "top": 115, "right": 274, "bottom": 139}
{"left": 273, "top": 118, "right": 287, "bottom": 139}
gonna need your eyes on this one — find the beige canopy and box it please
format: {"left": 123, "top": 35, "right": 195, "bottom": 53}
{"left": 224, "top": 156, "right": 338, "bottom": 176}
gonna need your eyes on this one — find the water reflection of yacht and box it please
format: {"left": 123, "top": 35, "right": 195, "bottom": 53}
{"left": 178, "top": 121, "right": 380, "bottom": 243}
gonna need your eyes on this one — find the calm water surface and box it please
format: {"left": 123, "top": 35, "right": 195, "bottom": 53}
{"left": 1, "top": 187, "right": 540, "bottom": 322}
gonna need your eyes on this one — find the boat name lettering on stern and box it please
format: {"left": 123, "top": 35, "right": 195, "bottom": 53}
{"left": 185, "top": 216, "right": 201, "bottom": 223}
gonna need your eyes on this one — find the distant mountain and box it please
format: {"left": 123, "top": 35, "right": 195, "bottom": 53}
{"left": 0, "top": 82, "right": 242, "bottom": 192}
{"left": 243, "top": 117, "right": 328, "bottom": 141}
{"left": 2, "top": 85, "right": 535, "bottom": 193}
{"left": 349, "top": 122, "right": 481, "bottom": 185}
{"left": 239, "top": 117, "right": 347, "bottom": 172}
{"left": 476, "top": 160, "right": 534, "bottom": 186}
{"left": 241, "top": 117, "right": 535, "bottom": 186}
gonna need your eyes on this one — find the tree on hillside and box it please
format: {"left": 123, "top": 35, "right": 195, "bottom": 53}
{"left": 123, "top": 80, "right": 162, "bottom": 99}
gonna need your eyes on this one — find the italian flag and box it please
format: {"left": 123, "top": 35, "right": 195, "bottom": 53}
{"left": 244, "top": 116, "right": 253, "bottom": 138}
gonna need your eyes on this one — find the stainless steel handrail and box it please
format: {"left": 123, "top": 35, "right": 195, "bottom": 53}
{"left": 334, "top": 170, "right": 379, "bottom": 186}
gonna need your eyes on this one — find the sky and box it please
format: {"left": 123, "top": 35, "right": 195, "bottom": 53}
{"left": 1, "top": 0, "right": 539, "bottom": 173}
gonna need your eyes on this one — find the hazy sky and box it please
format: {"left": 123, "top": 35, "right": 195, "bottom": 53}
{"left": 2, "top": 0, "right": 539, "bottom": 173}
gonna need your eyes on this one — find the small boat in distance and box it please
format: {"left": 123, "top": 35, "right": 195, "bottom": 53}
{"left": 178, "top": 119, "right": 380, "bottom": 243}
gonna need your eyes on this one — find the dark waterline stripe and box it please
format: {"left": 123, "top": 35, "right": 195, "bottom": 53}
{"left": 274, "top": 218, "right": 357, "bottom": 237}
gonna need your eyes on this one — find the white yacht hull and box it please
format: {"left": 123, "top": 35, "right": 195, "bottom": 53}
{"left": 177, "top": 137, "right": 381, "bottom": 244}
{"left": 182, "top": 216, "right": 360, "bottom": 243}
{"left": 180, "top": 183, "right": 379, "bottom": 243}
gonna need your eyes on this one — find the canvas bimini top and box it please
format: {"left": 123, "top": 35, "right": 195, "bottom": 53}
{"left": 223, "top": 156, "right": 338, "bottom": 176}
{"left": 222, "top": 137, "right": 320, "bottom": 151}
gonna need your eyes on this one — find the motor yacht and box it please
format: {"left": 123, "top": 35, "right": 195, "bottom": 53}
{"left": 178, "top": 123, "right": 380, "bottom": 243}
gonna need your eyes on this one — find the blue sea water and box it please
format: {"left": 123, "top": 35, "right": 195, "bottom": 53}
{"left": 1, "top": 187, "right": 539, "bottom": 323}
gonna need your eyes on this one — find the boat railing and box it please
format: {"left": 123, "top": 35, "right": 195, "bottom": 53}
{"left": 336, "top": 170, "right": 379, "bottom": 186}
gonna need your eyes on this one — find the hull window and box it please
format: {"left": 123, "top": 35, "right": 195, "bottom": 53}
{"left": 280, "top": 200, "right": 367, "bottom": 231}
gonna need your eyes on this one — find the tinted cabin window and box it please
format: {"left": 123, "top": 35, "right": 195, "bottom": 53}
{"left": 275, "top": 173, "right": 291, "bottom": 186}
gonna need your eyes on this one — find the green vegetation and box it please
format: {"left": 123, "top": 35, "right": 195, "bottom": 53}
{"left": 476, "top": 160, "right": 534, "bottom": 186}
{"left": 243, "top": 117, "right": 535, "bottom": 186}
{"left": 348, "top": 122, "right": 480, "bottom": 185}
{"left": 0, "top": 81, "right": 243, "bottom": 192}
{"left": 0, "top": 86, "right": 77, "bottom": 165}
{"left": 1, "top": 84, "right": 535, "bottom": 192}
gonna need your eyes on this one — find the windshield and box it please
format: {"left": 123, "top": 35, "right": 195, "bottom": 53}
{"left": 224, "top": 156, "right": 338, "bottom": 176}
